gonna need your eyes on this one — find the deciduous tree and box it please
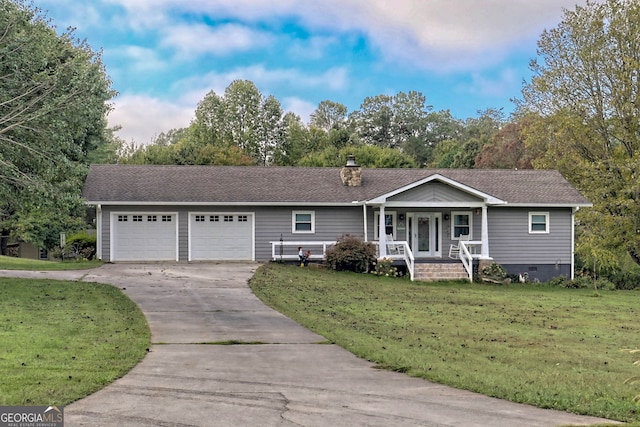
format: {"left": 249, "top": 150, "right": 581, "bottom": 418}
{"left": 517, "top": 0, "right": 640, "bottom": 266}
{"left": 0, "top": 0, "right": 114, "bottom": 252}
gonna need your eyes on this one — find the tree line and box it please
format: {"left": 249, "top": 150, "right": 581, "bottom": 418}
{"left": 119, "top": 85, "right": 520, "bottom": 170}
{"left": 2, "top": 0, "right": 640, "bottom": 279}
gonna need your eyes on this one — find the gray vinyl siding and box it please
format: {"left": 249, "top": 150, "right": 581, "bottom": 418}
{"left": 388, "top": 182, "right": 481, "bottom": 203}
{"left": 254, "top": 206, "right": 365, "bottom": 260}
{"left": 487, "top": 208, "right": 572, "bottom": 265}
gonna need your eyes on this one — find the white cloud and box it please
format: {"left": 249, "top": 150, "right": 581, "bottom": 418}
{"left": 174, "top": 64, "right": 349, "bottom": 100}
{"left": 108, "top": 94, "right": 194, "bottom": 144}
{"left": 161, "top": 23, "right": 275, "bottom": 58}
{"left": 108, "top": 45, "right": 167, "bottom": 72}
{"left": 452, "top": 68, "right": 520, "bottom": 103}
{"left": 282, "top": 97, "right": 317, "bottom": 123}
{"left": 287, "top": 36, "right": 339, "bottom": 60}
{"left": 105, "top": 0, "right": 597, "bottom": 71}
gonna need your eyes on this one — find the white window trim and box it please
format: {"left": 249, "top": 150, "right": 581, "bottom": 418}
{"left": 451, "top": 211, "right": 473, "bottom": 240}
{"left": 374, "top": 211, "right": 397, "bottom": 240}
{"left": 529, "top": 212, "right": 550, "bottom": 234}
{"left": 292, "top": 210, "right": 315, "bottom": 234}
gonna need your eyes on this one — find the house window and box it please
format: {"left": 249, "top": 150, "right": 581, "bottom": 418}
{"left": 162, "top": 215, "right": 172, "bottom": 222}
{"left": 147, "top": 215, "right": 157, "bottom": 222}
{"left": 452, "top": 212, "right": 472, "bottom": 239}
{"left": 529, "top": 212, "right": 549, "bottom": 234}
{"left": 210, "top": 215, "right": 219, "bottom": 222}
{"left": 374, "top": 211, "right": 396, "bottom": 239}
{"left": 133, "top": 215, "right": 143, "bottom": 222}
{"left": 238, "top": 215, "right": 248, "bottom": 222}
{"left": 118, "top": 215, "right": 128, "bottom": 222}
{"left": 195, "top": 215, "right": 205, "bottom": 222}
{"left": 224, "top": 215, "right": 233, "bottom": 222}
{"left": 292, "top": 211, "right": 315, "bottom": 233}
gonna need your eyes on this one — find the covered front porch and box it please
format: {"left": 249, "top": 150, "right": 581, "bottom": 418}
{"left": 365, "top": 193, "right": 496, "bottom": 281}
{"left": 372, "top": 230, "right": 485, "bottom": 282}
{"left": 362, "top": 173, "right": 502, "bottom": 281}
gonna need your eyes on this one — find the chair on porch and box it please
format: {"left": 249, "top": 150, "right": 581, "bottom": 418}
{"left": 448, "top": 234, "right": 469, "bottom": 259}
{"left": 386, "top": 234, "right": 405, "bottom": 256}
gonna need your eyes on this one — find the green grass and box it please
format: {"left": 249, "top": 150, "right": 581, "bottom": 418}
{"left": 250, "top": 263, "right": 640, "bottom": 424}
{"left": 0, "top": 278, "right": 150, "bottom": 406}
{"left": 0, "top": 255, "right": 102, "bottom": 271}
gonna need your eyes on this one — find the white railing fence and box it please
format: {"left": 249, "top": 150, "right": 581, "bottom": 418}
{"left": 270, "top": 241, "right": 337, "bottom": 261}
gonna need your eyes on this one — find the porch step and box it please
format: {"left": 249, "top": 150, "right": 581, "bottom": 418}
{"left": 413, "top": 262, "right": 469, "bottom": 281}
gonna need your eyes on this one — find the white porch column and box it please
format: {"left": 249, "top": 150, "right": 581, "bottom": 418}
{"left": 362, "top": 204, "right": 368, "bottom": 242}
{"left": 378, "top": 205, "right": 387, "bottom": 258}
{"left": 481, "top": 205, "right": 489, "bottom": 258}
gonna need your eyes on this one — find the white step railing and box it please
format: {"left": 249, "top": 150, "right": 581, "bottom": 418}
{"left": 458, "top": 240, "right": 482, "bottom": 282}
{"left": 373, "top": 240, "right": 415, "bottom": 281}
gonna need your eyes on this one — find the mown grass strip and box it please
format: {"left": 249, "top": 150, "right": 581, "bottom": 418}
{"left": 0, "top": 255, "right": 102, "bottom": 271}
{"left": 249, "top": 262, "right": 640, "bottom": 424}
{"left": 0, "top": 278, "right": 150, "bottom": 406}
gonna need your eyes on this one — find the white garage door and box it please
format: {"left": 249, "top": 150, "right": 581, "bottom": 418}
{"left": 190, "top": 213, "right": 253, "bottom": 260}
{"left": 112, "top": 213, "right": 177, "bottom": 261}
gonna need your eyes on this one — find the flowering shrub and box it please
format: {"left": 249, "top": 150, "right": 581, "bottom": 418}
{"left": 371, "top": 257, "right": 398, "bottom": 277}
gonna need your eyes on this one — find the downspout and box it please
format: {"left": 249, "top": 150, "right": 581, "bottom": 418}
{"left": 571, "top": 207, "right": 578, "bottom": 280}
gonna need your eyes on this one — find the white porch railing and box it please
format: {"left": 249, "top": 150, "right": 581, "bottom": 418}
{"left": 270, "top": 241, "right": 337, "bottom": 261}
{"left": 459, "top": 240, "right": 482, "bottom": 282}
{"left": 373, "top": 240, "right": 415, "bottom": 281}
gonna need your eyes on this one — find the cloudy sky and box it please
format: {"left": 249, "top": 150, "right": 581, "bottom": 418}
{"left": 36, "top": 0, "right": 591, "bottom": 145}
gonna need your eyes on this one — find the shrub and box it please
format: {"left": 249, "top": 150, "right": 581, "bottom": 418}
{"left": 608, "top": 270, "right": 640, "bottom": 290}
{"left": 325, "top": 234, "right": 377, "bottom": 273}
{"left": 59, "top": 231, "right": 97, "bottom": 261}
{"left": 481, "top": 262, "right": 509, "bottom": 280}
{"left": 371, "top": 257, "right": 398, "bottom": 277}
{"left": 548, "top": 275, "right": 615, "bottom": 291}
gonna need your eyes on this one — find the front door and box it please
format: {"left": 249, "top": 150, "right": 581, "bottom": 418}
{"left": 410, "top": 213, "right": 441, "bottom": 257}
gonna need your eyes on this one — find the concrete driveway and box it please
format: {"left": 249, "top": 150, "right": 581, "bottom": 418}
{"left": 0, "top": 263, "right": 618, "bottom": 426}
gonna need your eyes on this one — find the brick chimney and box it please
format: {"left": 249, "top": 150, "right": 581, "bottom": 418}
{"left": 340, "top": 155, "right": 362, "bottom": 186}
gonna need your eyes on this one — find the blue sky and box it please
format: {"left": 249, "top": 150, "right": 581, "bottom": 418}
{"left": 36, "top": 0, "right": 591, "bottom": 145}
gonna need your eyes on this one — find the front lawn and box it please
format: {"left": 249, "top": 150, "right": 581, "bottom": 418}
{"left": 0, "top": 278, "right": 150, "bottom": 405}
{"left": 0, "top": 255, "right": 102, "bottom": 271}
{"left": 250, "top": 263, "right": 640, "bottom": 424}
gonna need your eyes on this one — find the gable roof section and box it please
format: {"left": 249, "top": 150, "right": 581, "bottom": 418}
{"left": 368, "top": 174, "right": 506, "bottom": 205}
{"left": 83, "top": 164, "right": 591, "bottom": 207}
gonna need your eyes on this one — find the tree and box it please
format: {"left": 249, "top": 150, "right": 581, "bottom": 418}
{"left": 403, "top": 109, "right": 462, "bottom": 167}
{"left": 475, "top": 119, "right": 534, "bottom": 169}
{"left": 310, "top": 100, "right": 347, "bottom": 131}
{"left": 298, "top": 145, "right": 417, "bottom": 168}
{"left": 0, "top": 0, "right": 114, "bottom": 253}
{"left": 517, "top": 0, "right": 640, "bottom": 266}
{"left": 349, "top": 91, "right": 432, "bottom": 150}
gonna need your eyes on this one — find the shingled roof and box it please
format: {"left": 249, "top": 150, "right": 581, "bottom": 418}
{"left": 82, "top": 164, "right": 591, "bottom": 206}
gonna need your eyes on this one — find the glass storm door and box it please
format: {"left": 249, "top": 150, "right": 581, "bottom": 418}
{"left": 412, "top": 213, "right": 441, "bottom": 257}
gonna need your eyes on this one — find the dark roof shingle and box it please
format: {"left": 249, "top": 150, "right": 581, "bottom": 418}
{"left": 82, "top": 164, "right": 591, "bottom": 206}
